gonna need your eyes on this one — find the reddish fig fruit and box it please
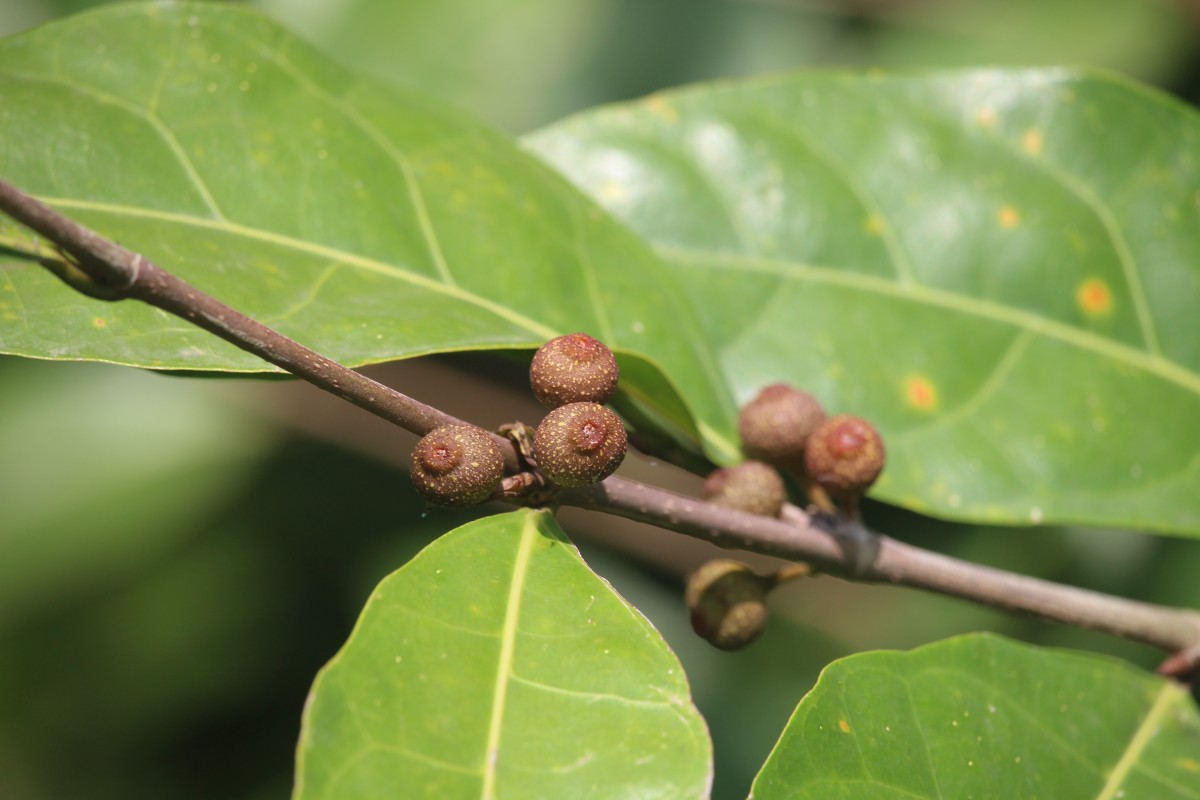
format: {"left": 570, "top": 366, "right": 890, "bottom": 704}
{"left": 803, "top": 414, "right": 885, "bottom": 500}
{"left": 530, "top": 332, "right": 619, "bottom": 409}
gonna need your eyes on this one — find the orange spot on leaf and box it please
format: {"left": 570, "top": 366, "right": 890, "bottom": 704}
{"left": 1022, "top": 129, "right": 1043, "bottom": 155}
{"left": 838, "top": 719, "right": 851, "bottom": 733}
{"left": 1076, "top": 278, "right": 1113, "bottom": 316}
{"left": 905, "top": 376, "right": 938, "bottom": 411}
{"left": 92, "top": 317, "right": 106, "bottom": 328}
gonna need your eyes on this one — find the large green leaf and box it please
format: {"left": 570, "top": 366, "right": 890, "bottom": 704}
{"left": 0, "top": 2, "right": 737, "bottom": 460}
{"left": 294, "top": 508, "right": 712, "bottom": 799}
{"left": 526, "top": 70, "right": 1200, "bottom": 535}
{"left": 751, "top": 633, "right": 1200, "bottom": 799}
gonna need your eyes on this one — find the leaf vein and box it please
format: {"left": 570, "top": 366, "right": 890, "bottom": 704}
{"left": 667, "top": 247, "right": 1200, "bottom": 397}
{"left": 1, "top": 70, "right": 226, "bottom": 220}
{"left": 37, "top": 197, "right": 558, "bottom": 340}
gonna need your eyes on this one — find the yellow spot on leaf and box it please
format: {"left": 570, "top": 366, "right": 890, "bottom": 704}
{"left": 905, "top": 376, "right": 938, "bottom": 411}
{"left": 600, "top": 180, "right": 627, "bottom": 202}
{"left": 998, "top": 206, "right": 1020, "bottom": 229}
{"left": 1177, "top": 757, "right": 1200, "bottom": 772}
{"left": 863, "top": 214, "right": 885, "bottom": 236}
{"left": 1022, "top": 129, "right": 1043, "bottom": 156}
{"left": 1076, "top": 278, "right": 1113, "bottom": 316}
{"left": 838, "top": 719, "right": 851, "bottom": 733}
{"left": 976, "top": 106, "right": 996, "bottom": 127}
{"left": 645, "top": 94, "right": 679, "bottom": 123}
{"left": 92, "top": 317, "right": 106, "bottom": 328}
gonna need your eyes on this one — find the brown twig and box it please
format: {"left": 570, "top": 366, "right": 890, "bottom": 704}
{"left": 3, "top": 176, "right": 1199, "bottom": 655}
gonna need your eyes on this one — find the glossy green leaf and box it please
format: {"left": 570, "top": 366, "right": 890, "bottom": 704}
{"left": 751, "top": 633, "right": 1200, "bottom": 799}
{"left": 526, "top": 69, "right": 1200, "bottom": 534}
{"left": 0, "top": 3, "right": 738, "bottom": 461}
{"left": 294, "top": 508, "right": 711, "bottom": 799}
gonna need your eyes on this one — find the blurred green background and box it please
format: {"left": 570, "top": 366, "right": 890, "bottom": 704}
{"left": 2, "top": 1, "right": 1199, "bottom": 798}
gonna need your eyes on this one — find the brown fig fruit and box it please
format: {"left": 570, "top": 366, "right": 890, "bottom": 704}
{"left": 685, "top": 560, "right": 770, "bottom": 651}
{"left": 533, "top": 402, "right": 627, "bottom": 487}
{"left": 702, "top": 461, "right": 787, "bottom": 518}
{"left": 411, "top": 424, "right": 505, "bottom": 507}
{"left": 738, "top": 384, "right": 825, "bottom": 467}
{"left": 530, "top": 332, "right": 620, "bottom": 409}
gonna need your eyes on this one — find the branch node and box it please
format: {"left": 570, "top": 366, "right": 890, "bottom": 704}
{"left": 42, "top": 251, "right": 125, "bottom": 301}
{"left": 810, "top": 509, "right": 879, "bottom": 577}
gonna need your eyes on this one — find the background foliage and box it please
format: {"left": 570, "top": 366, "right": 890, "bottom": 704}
{"left": 1, "top": 2, "right": 1199, "bottom": 799}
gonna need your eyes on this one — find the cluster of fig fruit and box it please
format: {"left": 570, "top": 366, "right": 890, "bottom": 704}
{"left": 689, "top": 383, "right": 886, "bottom": 650}
{"left": 704, "top": 383, "right": 886, "bottom": 518}
{"left": 408, "top": 337, "right": 886, "bottom": 655}
{"left": 410, "top": 333, "right": 628, "bottom": 506}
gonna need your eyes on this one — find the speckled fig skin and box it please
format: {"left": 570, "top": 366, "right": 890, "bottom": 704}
{"left": 738, "top": 384, "right": 825, "bottom": 468}
{"left": 529, "top": 332, "right": 620, "bottom": 409}
{"left": 410, "top": 425, "right": 505, "bottom": 506}
{"left": 685, "top": 560, "right": 769, "bottom": 651}
{"left": 702, "top": 461, "right": 787, "bottom": 518}
{"left": 803, "top": 414, "right": 885, "bottom": 499}
{"left": 533, "top": 402, "right": 627, "bottom": 488}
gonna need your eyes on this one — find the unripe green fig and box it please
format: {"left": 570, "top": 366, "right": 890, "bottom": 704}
{"left": 685, "top": 560, "right": 770, "bottom": 651}
{"left": 530, "top": 332, "right": 620, "bottom": 409}
{"left": 702, "top": 461, "right": 787, "bottom": 518}
{"left": 804, "top": 414, "right": 885, "bottom": 500}
{"left": 410, "top": 424, "right": 505, "bottom": 507}
{"left": 738, "top": 384, "right": 825, "bottom": 467}
{"left": 533, "top": 401, "right": 627, "bottom": 487}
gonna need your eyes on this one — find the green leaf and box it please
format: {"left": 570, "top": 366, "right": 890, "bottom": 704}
{"left": 0, "top": 2, "right": 738, "bottom": 461}
{"left": 526, "top": 69, "right": 1200, "bottom": 535}
{"left": 751, "top": 633, "right": 1200, "bottom": 799}
{"left": 294, "top": 508, "right": 712, "bottom": 799}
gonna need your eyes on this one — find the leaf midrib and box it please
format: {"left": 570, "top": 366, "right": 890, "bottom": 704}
{"left": 1095, "top": 683, "right": 1184, "bottom": 800}
{"left": 481, "top": 510, "right": 538, "bottom": 799}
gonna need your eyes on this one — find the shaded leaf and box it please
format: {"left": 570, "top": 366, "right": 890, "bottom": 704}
{"left": 294, "top": 508, "right": 712, "bottom": 799}
{"left": 0, "top": 3, "right": 737, "bottom": 461}
{"left": 751, "top": 633, "right": 1200, "bottom": 799}
{"left": 526, "top": 69, "right": 1200, "bottom": 534}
